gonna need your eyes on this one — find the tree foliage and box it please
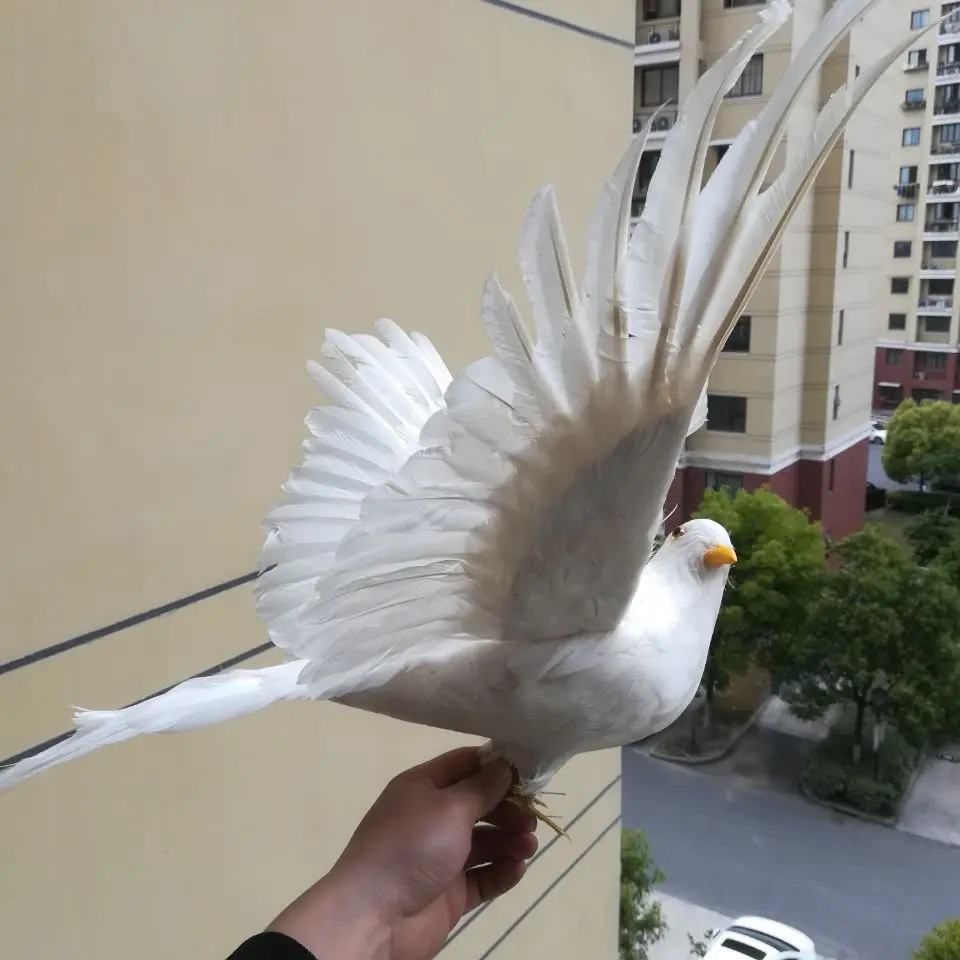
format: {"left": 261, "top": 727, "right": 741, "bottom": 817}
{"left": 907, "top": 509, "right": 960, "bottom": 566}
{"left": 783, "top": 526, "right": 960, "bottom": 754}
{"left": 693, "top": 487, "right": 827, "bottom": 720}
{"left": 914, "top": 919, "right": 960, "bottom": 960}
{"left": 619, "top": 829, "right": 667, "bottom": 960}
{"left": 882, "top": 399, "right": 960, "bottom": 491}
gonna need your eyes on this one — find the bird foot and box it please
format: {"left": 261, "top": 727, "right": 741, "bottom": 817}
{"left": 507, "top": 784, "right": 570, "bottom": 840}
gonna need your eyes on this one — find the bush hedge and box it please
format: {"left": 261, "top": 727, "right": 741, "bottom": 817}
{"left": 802, "top": 707, "right": 920, "bottom": 818}
{"left": 914, "top": 919, "right": 960, "bottom": 960}
{"left": 887, "top": 490, "right": 960, "bottom": 516}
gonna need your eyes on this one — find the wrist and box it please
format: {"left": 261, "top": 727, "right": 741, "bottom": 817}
{"left": 267, "top": 869, "right": 391, "bottom": 960}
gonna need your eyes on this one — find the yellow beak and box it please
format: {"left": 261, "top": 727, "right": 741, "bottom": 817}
{"left": 703, "top": 544, "right": 738, "bottom": 568}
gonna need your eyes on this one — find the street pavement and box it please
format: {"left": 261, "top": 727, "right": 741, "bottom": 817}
{"left": 622, "top": 748, "right": 960, "bottom": 960}
{"left": 898, "top": 745, "right": 960, "bottom": 847}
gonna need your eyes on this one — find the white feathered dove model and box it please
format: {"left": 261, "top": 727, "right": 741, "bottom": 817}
{"left": 0, "top": 0, "right": 930, "bottom": 833}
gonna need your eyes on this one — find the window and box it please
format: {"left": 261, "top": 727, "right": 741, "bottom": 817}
{"left": 911, "top": 9, "right": 930, "bottom": 28}
{"left": 905, "top": 87, "right": 926, "bottom": 104}
{"left": 723, "top": 0, "right": 764, "bottom": 7}
{"left": 828, "top": 458, "right": 836, "bottom": 493}
{"left": 907, "top": 48, "right": 929, "bottom": 68}
{"left": 705, "top": 471, "right": 744, "bottom": 492}
{"left": 903, "top": 127, "right": 922, "bottom": 146}
{"left": 913, "top": 387, "right": 943, "bottom": 402}
{"left": 718, "top": 940, "right": 765, "bottom": 960}
{"left": 640, "top": 65, "right": 679, "bottom": 106}
{"left": 889, "top": 313, "right": 907, "bottom": 330}
{"left": 891, "top": 276, "right": 911, "bottom": 293}
{"left": 706, "top": 394, "right": 747, "bottom": 433}
{"left": 833, "top": 384, "right": 841, "bottom": 421}
{"left": 930, "top": 239, "right": 957, "bottom": 257}
{"left": 722, "top": 315, "right": 752, "bottom": 352}
{"left": 917, "top": 350, "right": 948, "bottom": 369}
{"left": 837, "top": 309, "right": 845, "bottom": 346}
{"left": 726, "top": 54, "right": 763, "bottom": 98}
{"left": 847, "top": 149, "right": 855, "bottom": 189}
{"left": 714, "top": 143, "right": 730, "bottom": 164}
{"left": 842, "top": 231, "right": 850, "bottom": 268}
{"left": 939, "top": 122, "right": 960, "bottom": 144}
{"left": 886, "top": 348, "right": 904, "bottom": 363}
{"left": 641, "top": 0, "right": 680, "bottom": 20}
{"left": 922, "top": 314, "right": 952, "bottom": 332}
{"left": 897, "top": 203, "right": 916, "bottom": 221}
{"left": 893, "top": 240, "right": 913, "bottom": 257}
{"left": 899, "top": 165, "right": 919, "bottom": 183}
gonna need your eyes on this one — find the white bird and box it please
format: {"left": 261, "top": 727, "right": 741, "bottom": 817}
{"left": 0, "top": 0, "right": 931, "bottom": 833}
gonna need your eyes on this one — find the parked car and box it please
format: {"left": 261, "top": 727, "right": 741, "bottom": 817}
{"left": 870, "top": 420, "right": 887, "bottom": 444}
{"left": 702, "top": 916, "right": 816, "bottom": 960}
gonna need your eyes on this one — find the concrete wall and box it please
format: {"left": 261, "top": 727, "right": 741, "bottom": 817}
{"left": 0, "top": 2, "right": 630, "bottom": 958}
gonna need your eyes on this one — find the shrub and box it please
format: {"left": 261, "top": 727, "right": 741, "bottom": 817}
{"left": 914, "top": 919, "right": 960, "bottom": 960}
{"left": 619, "top": 829, "right": 667, "bottom": 960}
{"left": 888, "top": 490, "right": 960, "bottom": 516}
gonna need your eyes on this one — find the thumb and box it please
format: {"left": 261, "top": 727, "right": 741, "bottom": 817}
{"left": 447, "top": 758, "right": 513, "bottom": 822}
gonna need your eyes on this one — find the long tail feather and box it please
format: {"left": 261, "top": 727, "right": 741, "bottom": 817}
{"left": 0, "top": 660, "right": 311, "bottom": 792}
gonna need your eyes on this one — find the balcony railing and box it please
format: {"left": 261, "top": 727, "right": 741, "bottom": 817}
{"left": 935, "top": 100, "right": 960, "bottom": 115}
{"left": 903, "top": 98, "right": 928, "bottom": 110}
{"left": 931, "top": 141, "right": 960, "bottom": 154}
{"left": 906, "top": 60, "right": 930, "bottom": 72}
{"left": 635, "top": 17, "right": 680, "bottom": 46}
{"left": 897, "top": 182, "right": 920, "bottom": 197}
{"left": 921, "top": 259, "right": 959, "bottom": 270}
{"left": 925, "top": 218, "right": 960, "bottom": 231}
{"left": 929, "top": 179, "right": 959, "bottom": 194}
{"left": 941, "top": 20, "right": 960, "bottom": 36}
{"left": 917, "top": 296, "right": 955, "bottom": 311}
{"left": 918, "top": 327, "right": 952, "bottom": 343}
{"left": 938, "top": 61, "right": 960, "bottom": 77}
{"left": 914, "top": 367, "right": 948, "bottom": 381}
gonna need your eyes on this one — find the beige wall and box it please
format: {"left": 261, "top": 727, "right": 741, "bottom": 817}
{"left": 0, "top": 2, "right": 630, "bottom": 958}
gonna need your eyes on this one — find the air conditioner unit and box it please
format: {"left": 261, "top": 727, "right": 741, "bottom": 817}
{"left": 918, "top": 371, "right": 928, "bottom": 380}
{"left": 633, "top": 116, "right": 644, "bottom": 133}
{"left": 653, "top": 115, "right": 671, "bottom": 131}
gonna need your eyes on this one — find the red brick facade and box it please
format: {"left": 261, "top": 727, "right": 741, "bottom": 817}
{"left": 665, "top": 439, "right": 868, "bottom": 541}
{"left": 873, "top": 345, "right": 960, "bottom": 410}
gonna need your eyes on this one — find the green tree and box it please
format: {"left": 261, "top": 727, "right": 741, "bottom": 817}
{"left": 907, "top": 509, "right": 960, "bottom": 565}
{"left": 619, "top": 829, "right": 667, "bottom": 960}
{"left": 882, "top": 399, "right": 960, "bottom": 491}
{"left": 693, "top": 487, "right": 827, "bottom": 726}
{"left": 914, "top": 919, "right": 960, "bottom": 960}
{"left": 783, "top": 526, "right": 960, "bottom": 758}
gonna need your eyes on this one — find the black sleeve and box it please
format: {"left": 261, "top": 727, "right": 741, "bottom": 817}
{"left": 226, "top": 931, "right": 317, "bottom": 960}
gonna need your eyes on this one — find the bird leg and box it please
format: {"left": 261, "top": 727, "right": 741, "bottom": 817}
{"left": 507, "top": 781, "right": 570, "bottom": 840}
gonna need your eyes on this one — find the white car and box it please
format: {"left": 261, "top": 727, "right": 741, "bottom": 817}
{"left": 870, "top": 420, "right": 887, "bottom": 444}
{"left": 702, "top": 916, "right": 817, "bottom": 960}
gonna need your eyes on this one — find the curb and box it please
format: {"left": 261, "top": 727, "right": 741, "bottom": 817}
{"left": 649, "top": 694, "right": 772, "bottom": 766}
{"left": 799, "top": 743, "right": 928, "bottom": 827}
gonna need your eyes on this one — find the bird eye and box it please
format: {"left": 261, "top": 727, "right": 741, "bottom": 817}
{"left": 671, "top": 527, "right": 685, "bottom": 539}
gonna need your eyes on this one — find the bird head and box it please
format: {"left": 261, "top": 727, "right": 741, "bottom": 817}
{"left": 655, "top": 518, "right": 736, "bottom": 581}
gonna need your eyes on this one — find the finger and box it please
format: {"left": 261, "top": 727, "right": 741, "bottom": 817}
{"left": 446, "top": 758, "right": 513, "bottom": 822}
{"left": 411, "top": 747, "right": 484, "bottom": 789}
{"left": 466, "top": 825, "right": 538, "bottom": 869}
{"left": 464, "top": 858, "right": 527, "bottom": 913}
{"left": 482, "top": 798, "right": 538, "bottom": 834}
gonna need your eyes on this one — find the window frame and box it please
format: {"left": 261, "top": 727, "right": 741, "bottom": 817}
{"left": 722, "top": 315, "right": 752, "bottom": 353}
{"left": 725, "top": 54, "right": 764, "bottom": 99}
{"left": 891, "top": 276, "right": 911, "bottom": 294}
{"left": 706, "top": 394, "right": 748, "bottom": 434}
{"left": 902, "top": 127, "right": 922, "bottom": 146}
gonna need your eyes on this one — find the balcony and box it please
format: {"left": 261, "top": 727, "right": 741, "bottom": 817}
{"left": 931, "top": 141, "right": 960, "bottom": 161}
{"left": 940, "top": 20, "right": 960, "bottom": 42}
{"left": 918, "top": 327, "right": 953, "bottom": 344}
{"left": 925, "top": 218, "right": 960, "bottom": 234}
{"left": 897, "top": 182, "right": 920, "bottom": 198}
{"left": 634, "top": 16, "right": 681, "bottom": 67}
{"left": 914, "top": 366, "right": 948, "bottom": 381}
{"left": 928, "top": 179, "right": 960, "bottom": 196}
{"left": 934, "top": 100, "right": 960, "bottom": 117}
{"left": 917, "top": 296, "right": 955, "bottom": 313}
{"left": 937, "top": 61, "right": 960, "bottom": 79}
{"left": 920, "top": 258, "right": 958, "bottom": 277}
{"left": 633, "top": 107, "right": 679, "bottom": 140}
{"left": 903, "top": 97, "right": 928, "bottom": 110}
{"left": 906, "top": 58, "right": 930, "bottom": 72}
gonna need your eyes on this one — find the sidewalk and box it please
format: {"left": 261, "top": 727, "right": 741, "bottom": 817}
{"left": 898, "top": 744, "right": 960, "bottom": 847}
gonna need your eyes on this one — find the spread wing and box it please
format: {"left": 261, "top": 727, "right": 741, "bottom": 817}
{"left": 288, "top": 0, "right": 934, "bottom": 701}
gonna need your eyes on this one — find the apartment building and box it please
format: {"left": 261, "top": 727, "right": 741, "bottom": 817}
{"left": 636, "top": 0, "right": 904, "bottom": 539}
{"left": 874, "top": 3, "right": 960, "bottom": 411}
{"left": 0, "top": 3, "right": 631, "bottom": 959}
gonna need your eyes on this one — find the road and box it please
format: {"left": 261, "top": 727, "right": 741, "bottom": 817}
{"left": 622, "top": 749, "right": 960, "bottom": 960}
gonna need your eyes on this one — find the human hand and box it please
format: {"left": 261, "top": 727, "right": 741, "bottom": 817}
{"left": 266, "top": 747, "right": 538, "bottom": 960}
